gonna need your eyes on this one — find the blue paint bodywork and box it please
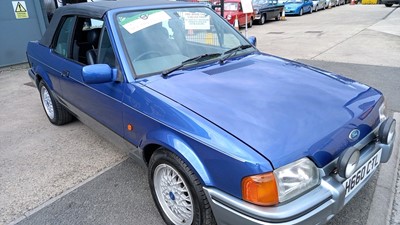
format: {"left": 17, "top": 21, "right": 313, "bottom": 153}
{"left": 284, "top": 0, "right": 314, "bottom": 15}
{"left": 26, "top": 4, "right": 383, "bottom": 202}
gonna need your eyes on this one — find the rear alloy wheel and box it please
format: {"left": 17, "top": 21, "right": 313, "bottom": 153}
{"left": 259, "top": 14, "right": 266, "bottom": 25}
{"left": 149, "top": 148, "right": 216, "bottom": 225}
{"left": 315, "top": 5, "right": 318, "bottom": 11}
{"left": 299, "top": 8, "right": 303, "bottom": 16}
{"left": 39, "top": 80, "right": 73, "bottom": 125}
{"left": 310, "top": 6, "right": 313, "bottom": 13}
{"left": 385, "top": 3, "right": 393, "bottom": 6}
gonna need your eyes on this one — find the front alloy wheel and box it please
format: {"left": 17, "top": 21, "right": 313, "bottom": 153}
{"left": 153, "top": 164, "right": 194, "bottom": 225}
{"left": 149, "top": 148, "right": 216, "bottom": 225}
{"left": 275, "top": 13, "right": 281, "bottom": 21}
{"left": 259, "top": 14, "right": 266, "bottom": 24}
{"left": 248, "top": 18, "right": 253, "bottom": 28}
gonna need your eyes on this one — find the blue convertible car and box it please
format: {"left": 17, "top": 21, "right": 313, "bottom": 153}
{"left": 284, "top": 0, "right": 313, "bottom": 15}
{"left": 26, "top": 1, "right": 396, "bottom": 225}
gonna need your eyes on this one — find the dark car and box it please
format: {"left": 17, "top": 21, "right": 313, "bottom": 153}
{"left": 253, "top": 0, "right": 284, "bottom": 24}
{"left": 381, "top": 0, "right": 399, "bottom": 6}
{"left": 26, "top": 1, "right": 396, "bottom": 225}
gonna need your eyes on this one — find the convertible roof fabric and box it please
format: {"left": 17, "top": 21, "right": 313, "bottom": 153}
{"left": 39, "top": 0, "right": 196, "bottom": 47}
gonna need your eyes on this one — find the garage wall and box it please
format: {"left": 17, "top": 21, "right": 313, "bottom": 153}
{"left": 0, "top": 1, "right": 48, "bottom": 67}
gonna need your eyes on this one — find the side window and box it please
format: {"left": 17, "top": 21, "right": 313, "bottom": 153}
{"left": 53, "top": 17, "right": 75, "bottom": 57}
{"left": 97, "top": 28, "right": 116, "bottom": 68}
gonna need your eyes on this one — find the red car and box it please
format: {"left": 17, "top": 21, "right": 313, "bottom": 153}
{"left": 215, "top": 0, "right": 254, "bottom": 27}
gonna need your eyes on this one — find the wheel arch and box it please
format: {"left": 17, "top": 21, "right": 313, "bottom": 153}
{"left": 33, "top": 65, "right": 54, "bottom": 91}
{"left": 140, "top": 130, "right": 212, "bottom": 186}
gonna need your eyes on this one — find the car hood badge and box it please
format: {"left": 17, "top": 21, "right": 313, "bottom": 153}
{"left": 349, "top": 129, "right": 360, "bottom": 140}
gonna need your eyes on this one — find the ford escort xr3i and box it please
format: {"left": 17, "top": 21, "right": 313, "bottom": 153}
{"left": 26, "top": 1, "right": 397, "bottom": 224}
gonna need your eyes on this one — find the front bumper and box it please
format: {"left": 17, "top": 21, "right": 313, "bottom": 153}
{"left": 284, "top": 9, "right": 300, "bottom": 15}
{"left": 204, "top": 118, "right": 396, "bottom": 225}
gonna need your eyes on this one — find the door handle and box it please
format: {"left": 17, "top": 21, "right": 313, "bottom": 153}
{"left": 61, "top": 70, "right": 70, "bottom": 78}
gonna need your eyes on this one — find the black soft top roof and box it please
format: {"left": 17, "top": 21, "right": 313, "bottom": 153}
{"left": 40, "top": 0, "right": 197, "bottom": 46}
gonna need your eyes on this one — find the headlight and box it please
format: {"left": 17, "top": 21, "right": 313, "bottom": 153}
{"left": 242, "top": 158, "right": 320, "bottom": 206}
{"left": 273, "top": 158, "right": 320, "bottom": 202}
{"left": 227, "top": 14, "right": 232, "bottom": 20}
{"left": 379, "top": 101, "right": 387, "bottom": 122}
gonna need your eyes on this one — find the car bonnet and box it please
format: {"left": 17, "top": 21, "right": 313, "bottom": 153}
{"left": 143, "top": 53, "right": 382, "bottom": 169}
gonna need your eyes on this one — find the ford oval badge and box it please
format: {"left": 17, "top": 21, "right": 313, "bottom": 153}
{"left": 349, "top": 129, "right": 360, "bottom": 141}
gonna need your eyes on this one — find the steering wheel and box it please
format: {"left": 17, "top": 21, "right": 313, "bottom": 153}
{"left": 134, "top": 51, "right": 163, "bottom": 61}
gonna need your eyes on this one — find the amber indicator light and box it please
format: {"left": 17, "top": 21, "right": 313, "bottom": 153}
{"left": 242, "top": 172, "right": 279, "bottom": 206}
{"left": 127, "top": 124, "right": 133, "bottom": 131}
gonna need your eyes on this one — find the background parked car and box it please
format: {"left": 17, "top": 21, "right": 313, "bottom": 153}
{"left": 325, "top": 0, "right": 332, "bottom": 7}
{"left": 312, "top": 0, "right": 326, "bottom": 11}
{"left": 284, "top": 0, "right": 313, "bottom": 15}
{"left": 215, "top": 0, "right": 255, "bottom": 27}
{"left": 381, "top": 0, "right": 399, "bottom": 6}
{"left": 336, "top": 0, "right": 346, "bottom": 5}
{"left": 253, "top": 0, "right": 284, "bottom": 24}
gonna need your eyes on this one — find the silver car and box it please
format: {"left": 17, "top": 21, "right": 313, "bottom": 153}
{"left": 312, "top": 0, "right": 326, "bottom": 11}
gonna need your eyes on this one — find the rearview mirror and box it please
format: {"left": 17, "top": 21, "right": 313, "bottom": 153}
{"left": 248, "top": 36, "right": 257, "bottom": 47}
{"left": 82, "top": 64, "right": 116, "bottom": 84}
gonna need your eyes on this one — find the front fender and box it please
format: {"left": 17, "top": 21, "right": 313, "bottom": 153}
{"left": 140, "top": 129, "right": 212, "bottom": 185}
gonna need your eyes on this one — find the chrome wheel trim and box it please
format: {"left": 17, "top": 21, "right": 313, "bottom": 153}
{"left": 154, "top": 164, "right": 194, "bottom": 225}
{"left": 41, "top": 86, "right": 55, "bottom": 120}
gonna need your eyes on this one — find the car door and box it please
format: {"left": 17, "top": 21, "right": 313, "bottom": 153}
{"left": 43, "top": 16, "right": 76, "bottom": 99}
{"left": 55, "top": 16, "right": 125, "bottom": 136}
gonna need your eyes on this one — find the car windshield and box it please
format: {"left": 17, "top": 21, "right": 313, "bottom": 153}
{"left": 116, "top": 7, "right": 253, "bottom": 77}
{"left": 224, "top": 2, "right": 240, "bottom": 10}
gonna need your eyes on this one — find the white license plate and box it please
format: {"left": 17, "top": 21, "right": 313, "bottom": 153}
{"left": 342, "top": 149, "right": 382, "bottom": 197}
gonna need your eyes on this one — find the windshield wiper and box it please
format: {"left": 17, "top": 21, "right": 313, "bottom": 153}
{"left": 219, "top": 44, "right": 254, "bottom": 64}
{"left": 162, "top": 53, "right": 222, "bottom": 77}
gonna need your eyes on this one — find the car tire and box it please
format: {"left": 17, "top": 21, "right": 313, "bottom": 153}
{"left": 310, "top": 6, "right": 313, "bottom": 13}
{"left": 39, "top": 80, "right": 73, "bottom": 125}
{"left": 275, "top": 13, "right": 281, "bottom": 21}
{"left": 385, "top": 3, "right": 393, "bottom": 6}
{"left": 299, "top": 8, "right": 303, "bottom": 16}
{"left": 259, "top": 14, "right": 266, "bottom": 24}
{"left": 149, "top": 148, "right": 216, "bottom": 225}
{"left": 248, "top": 18, "right": 253, "bottom": 28}
{"left": 315, "top": 5, "right": 319, "bottom": 11}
